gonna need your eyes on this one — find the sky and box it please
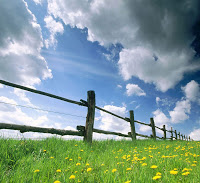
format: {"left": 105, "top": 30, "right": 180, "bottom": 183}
{"left": 0, "top": 0, "right": 200, "bottom": 140}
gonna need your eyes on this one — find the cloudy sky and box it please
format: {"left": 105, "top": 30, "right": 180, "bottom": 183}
{"left": 0, "top": 0, "right": 200, "bottom": 140}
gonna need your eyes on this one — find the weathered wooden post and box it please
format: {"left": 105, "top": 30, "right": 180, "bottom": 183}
{"left": 178, "top": 132, "right": 180, "bottom": 140}
{"left": 84, "top": 90, "right": 95, "bottom": 144}
{"left": 181, "top": 134, "right": 183, "bottom": 140}
{"left": 163, "top": 125, "right": 166, "bottom": 140}
{"left": 129, "top": 110, "right": 136, "bottom": 141}
{"left": 184, "top": 135, "right": 185, "bottom": 141}
{"left": 171, "top": 127, "right": 173, "bottom": 141}
{"left": 150, "top": 118, "right": 156, "bottom": 140}
{"left": 175, "top": 130, "right": 177, "bottom": 140}
{"left": 189, "top": 136, "right": 190, "bottom": 141}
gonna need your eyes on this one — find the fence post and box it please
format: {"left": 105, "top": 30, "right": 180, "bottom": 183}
{"left": 171, "top": 127, "right": 173, "bottom": 141}
{"left": 189, "top": 136, "right": 190, "bottom": 141}
{"left": 84, "top": 90, "right": 95, "bottom": 144}
{"left": 150, "top": 118, "right": 156, "bottom": 140}
{"left": 178, "top": 132, "right": 180, "bottom": 140}
{"left": 129, "top": 110, "right": 136, "bottom": 141}
{"left": 163, "top": 125, "right": 166, "bottom": 140}
{"left": 184, "top": 135, "right": 185, "bottom": 141}
{"left": 175, "top": 130, "right": 177, "bottom": 140}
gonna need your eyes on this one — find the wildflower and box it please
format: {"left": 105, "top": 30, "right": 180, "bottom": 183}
{"left": 54, "top": 181, "right": 61, "bottom": 183}
{"left": 170, "top": 170, "right": 178, "bottom": 175}
{"left": 80, "top": 149, "right": 84, "bottom": 152}
{"left": 101, "top": 164, "right": 105, "bottom": 166}
{"left": 75, "top": 171, "right": 78, "bottom": 173}
{"left": 124, "top": 181, "right": 131, "bottom": 183}
{"left": 43, "top": 150, "right": 47, "bottom": 152}
{"left": 87, "top": 168, "right": 92, "bottom": 172}
{"left": 56, "top": 169, "right": 61, "bottom": 172}
{"left": 78, "top": 157, "right": 82, "bottom": 160}
{"left": 126, "top": 168, "right": 131, "bottom": 171}
{"left": 69, "top": 159, "right": 72, "bottom": 161}
{"left": 104, "top": 170, "right": 108, "bottom": 173}
{"left": 152, "top": 175, "right": 161, "bottom": 180}
{"left": 34, "top": 169, "right": 40, "bottom": 173}
{"left": 69, "top": 175, "right": 75, "bottom": 179}
{"left": 142, "top": 163, "right": 147, "bottom": 166}
{"left": 50, "top": 157, "right": 54, "bottom": 159}
{"left": 182, "top": 172, "right": 190, "bottom": 176}
{"left": 150, "top": 165, "right": 158, "bottom": 169}
{"left": 156, "top": 172, "right": 161, "bottom": 176}
{"left": 193, "top": 161, "right": 197, "bottom": 163}
{"left": 112, "top": 169, "right": 117, "bottom": 173}
{"left": 65, "top": 157, "right": 69, "bottom": 160}
{"left": 191, "top": 164, "right": 196, "bottom": 167}
{"left": 76, "top": 163, "right": 81, "bottom": 166}
{"left": 86, "top": 163, "right": 90, "bottom": 166}
{"left": 75, "top": 144, "right": 78, "bottom": 146}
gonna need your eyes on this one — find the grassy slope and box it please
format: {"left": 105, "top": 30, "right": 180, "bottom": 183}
{"left": 0, "top": 137, "right": 199, "bottom": 183}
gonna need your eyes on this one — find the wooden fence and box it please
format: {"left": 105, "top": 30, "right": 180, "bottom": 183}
{"left": 0, "top": 79, "right": 193, "bottom": 143}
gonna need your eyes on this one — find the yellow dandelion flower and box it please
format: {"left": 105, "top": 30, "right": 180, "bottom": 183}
{"left": 86, "top": 163, "right": 90, "bottom": 166}
{"left": 75, "top": 171, "right": 78, "bottom": 173}
{"left": 78, "top": 157, "right": 82, "bottom": 160}
{"left": 43, "top": 150, "right": 47, "bottom": 152}
{"left": 191, "top": 164, "right": 196, "bottom": 167}
{"left": 75, "top": 144, "right": 78, "bottom": 146}
{"left": 101, "top": 164, "right": 105, "bottom": 166}
{"left": 142, "top": 163, "right": 147, "bottom": 166}
{"left": 112, "top": 169, "right": 117, "bottom": 173}
{"left": 34, "top": 169, "right": 40, "bottom": 173}
{"left": 126, "top": 168, "right": 131, "bottom": 171}
{"left": 150, "top": 165, "right": 158, "bottom": 169}
{"left": 54, "top": 181, "right": 61, "bottom": 183}
{"left": 69, "top": 159, "right": 72, "bottom": 161}
{"left": 182, "top": 172, "right": 190, "bottom": 176}
{"left": 173, "top": 168, "right": 178, "bottom": 171}
{"left": 80, "top": 149, "right": 84, "bottom": 152}
{"left": 76, "top": 163, "right": 81, "bottom": 166}
{"left": 152, "top": 175, "right": 161, "bottom": 180}
{"left": 87, "top": 168, "right": 92, "bottom": 172}
{"left": 124, "top": 181, "right": 131, "bottom": 183}
{"left": 170, "top": 170, "right": 178, "bottom": 175}
{"left": 104, "top": 170, "right": 108, "bottom": 173}
{"left": 69, "top": 175, "right": 75, "bottom": 179}
{"left": 156, "top": 172, "right": 161, "bottom": 176}
{"left": 65, "top": 157, "right": 69, "bottom": 160}
{"left": 193, "top": 161, "right": 197, "bottom": 163}
{"left": 50, "top": 157, "right": 54, "bottom": 159}
{"left": 56, "top": 169, "right": 61, "bottom": 172}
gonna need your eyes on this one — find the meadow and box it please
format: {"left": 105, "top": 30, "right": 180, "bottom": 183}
{"left": 0, "top": 137, "right": 199, "bottom": 183}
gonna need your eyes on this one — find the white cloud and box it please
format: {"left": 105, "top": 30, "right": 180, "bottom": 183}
{"left": 182, "top": 80, "right": 200, "bottom": 104}
{"left": 0, "top": 84, "right": 3, "bottom": 88}
{"left": 33, "top": 0, "right": 43, "bottom": 5}
{"left": 189, "top": 129, "right": 200, "bottom": 141}
{"left": 0, "top": 0, "right": 52, "bottom": 87}
{"left": 117, "top": 84, "right": 122, "bottom": 88}
{"left": 126, "top": 83, "right": 146, "bottom": 96}
{"left": 169, "top": 100, "right": 191, "bottom": 123}
{"left": 156, "top": 97, "right": 160, "bottom": 105}
{"left": 44, "top": 15, "right": 64, "bottom": 48}
{"left": 98, "top": 105, "right": 130, "bottom": 139}
{"left": 47, "top": 0, "right": 200, "bottom": 92}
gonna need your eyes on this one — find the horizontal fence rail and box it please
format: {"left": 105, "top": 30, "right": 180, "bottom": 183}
{"left": 0, "top": 79, "right": 193, "bottom": 143}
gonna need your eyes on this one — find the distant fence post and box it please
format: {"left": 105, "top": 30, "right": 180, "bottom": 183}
{"left": 171, "top": 127, "right": 173, "bottom": 141}
{"left": 150, "top": 118, "right": 156, "bottom": 140}
{"left": 178, "top": 132, "right": 180, "bottom": 140}
{"left": 84, "top": 90, "right": 95, "bottom": 144}
{"left": 163, "top": 125, "right": 166, "bottom": 140}
{"left": 189, "top": 136, "right": 190, "bottom": 141}
{"left": 181, "top": 134, "right": 183, "bottom": 140}
{"left": 129, "top": 110, "right": 136, "bottom": 141}
{"left": 175, "top": 130, "right": 177, "bottom": 140}
{"left": 184, "top": 135, "right": 185, "bottom": 141}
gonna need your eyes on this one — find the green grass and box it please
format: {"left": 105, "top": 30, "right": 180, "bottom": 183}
{"left": 0, "top": 137, "right": 199, "bottom": 183}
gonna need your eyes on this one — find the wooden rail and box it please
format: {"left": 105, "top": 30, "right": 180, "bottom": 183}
{"left": 0, "top": 80, "right": 193, "bottom": 143}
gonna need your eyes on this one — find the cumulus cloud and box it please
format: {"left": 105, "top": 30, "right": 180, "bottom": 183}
{"left": 47, "top": 0, "right": 200, "bottom": 92}
{"left": 182, "top": 80, "right": 200, "bottom": 104}
{"left": 44, "top": 15, "right": 64, "bottom": 48}
{"left": 169, "top": 100, "right": 191, "bottom": 123}
{"left": 98, "top": 105, "right": 130, "bottom": 138}
{"left": 0, "top": 0, "right": 52, "bottom": 87}
{"left": 126, "top": 84, "right": 146, "bottom": 96}
{"left": 189, "top": 129, "right": 200, "bottom": 141}
{"left": 117, "top": 84, "right": 122, "bottom": 88}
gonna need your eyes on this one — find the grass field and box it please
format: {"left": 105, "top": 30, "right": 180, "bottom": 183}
{"left": 0, "top": 137, "right": 199, "bottom": 183}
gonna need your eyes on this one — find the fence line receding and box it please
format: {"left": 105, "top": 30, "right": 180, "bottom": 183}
{"left": 0, "top": 79, "right": 193, "bottom": 143}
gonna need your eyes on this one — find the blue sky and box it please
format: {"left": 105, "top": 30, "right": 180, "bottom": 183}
{"left": 0, "top": 0, "right": 200, "bottom": 140}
